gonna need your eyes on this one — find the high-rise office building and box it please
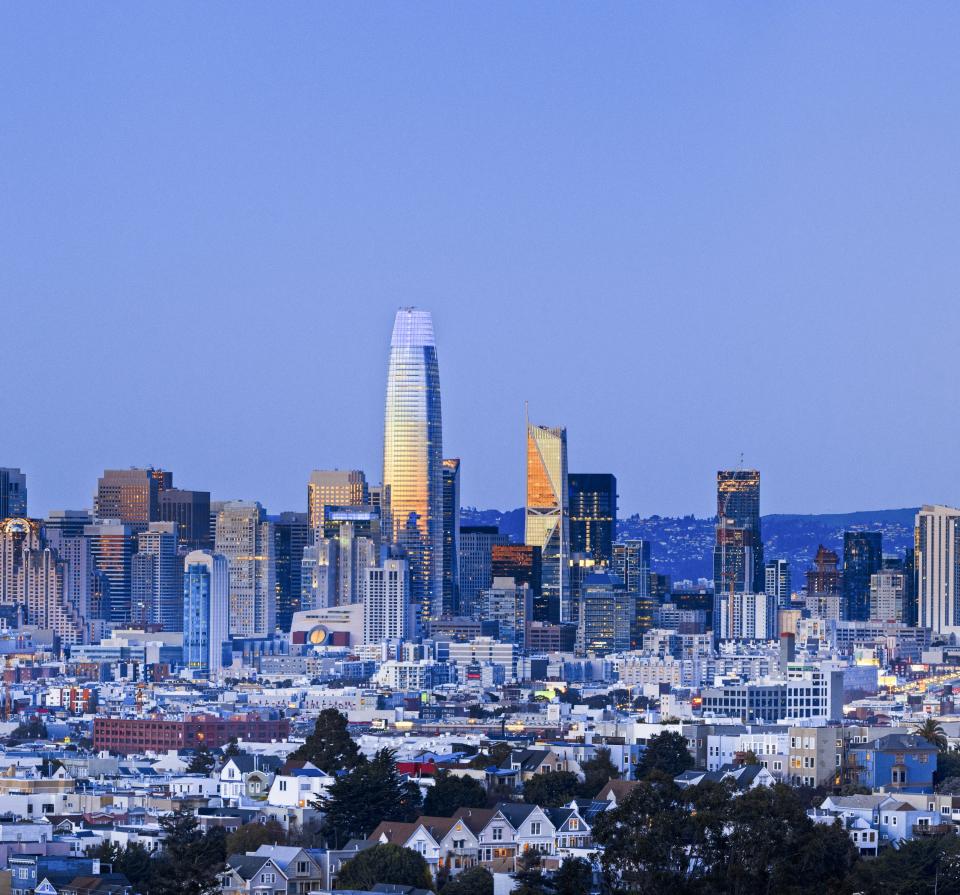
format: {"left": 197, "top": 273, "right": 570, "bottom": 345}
{"left": 301, "top": 539, "right": 338, "bottom": 611}
{"left": 612, "top": 540, "right": 652, "bottom": 642}
{"left": 804, "top": 545, "right": 843, "bottom": 622}
{"left": 715, "top": 590, "right": 778, "bottom": 640}
{"left": 842, "top": 531, "right": 883, "bottom": 622}
{"left": 870, "top": 568, "right": 905, "bottom": 623}
{"left": 272, "top": 511, "right": 311, "bottom": 632}
{"left": 459, "top": 526, "right": 509, "bottom": 618}
{"left": 307, "top": 470, "right": 368, "bottom": 531}
{"left": 45, "top": 510, "right": 93, "bottom": 540}
{"left": 903, "top": 546, "right": 917, "bottom": 627}
{"left": 916, "top": 505, "right": 960, "bottom": 635}
{"left": 95, "top": 468, "right": 162, "bottom": 531}
{"left": 84, "top": 520, "right": 137, "bottom": 624}
{"left": 159, "top": 488, "right": 212, "bottom": 550}
{"left": 0, "top": 518, "right": 86, "bottom": 642}
{"left": 363, "top": 557, "right": 410, "bottom": 644}
{"left": 214, "top": 501, "right": 275, "bottom": 638}
{"left": 713, "top": 469, "right": 764, "bottom": 605}
{"left": 45, "top": 520, "right": 92, "bottom": 635}
{"left": 568, "top": 473, "right": 616, "bottom": 565}
{"left": 0, "top": 469, "right": 27, "bottom": 518}
{"left": 578, "top": 572, "right": 632, "bottom": 655}
{"left": 23, "top": 546, "right": 86, "bottom": 646}
{"left": 382, "top": 308, "right": 444, "bottom": 631}
{"left": 183, "top": 550, "right": 230, "bottom": 679}
{"left": 323, "top": 507, "right": 381, "bottom": 605}
{"left": 492, "top": 544, "right": 542, "bottom": 618}
{"left": 765, "top": 559, "right": 792, "bottom": 608}
{"left": 131, "top": 522, "right": 181, "bottom": 630}
{"left": 441, "top": 458, "right": 461, "bottom": 617}
{"left": 525, "top": 422, "right": 569, "bottom": 623}
{"left": 480, "top": 577, "right": 533, "bottom": 649}
{"left": 0, "top": 517, "right": 41, "bottom": 608}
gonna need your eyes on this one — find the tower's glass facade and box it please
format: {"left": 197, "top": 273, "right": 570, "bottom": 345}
{"left": 383, "top": 308, "right": 444, "bottom": 631}
{"left": 525, "top": 423, "right": 569, "bottom": 622}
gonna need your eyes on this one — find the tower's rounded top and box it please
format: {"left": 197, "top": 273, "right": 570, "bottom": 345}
{"left": 391, "top": 307, "right": 435, "bottom": 348}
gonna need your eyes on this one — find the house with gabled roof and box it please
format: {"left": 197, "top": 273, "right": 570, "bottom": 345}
{"left": 437, "top": 807, "right": 495, "bottom": 876}
{"left": 221, "top": 853, "right": 288, "bottom": 895}
{"left": 477, "top": 803, "right": 555, "bottom": 868}
{"left": 248, "top": 844, "right": 325, "bottom": 895}
{"left": 546, "top": 806, "right": 591, "bottom": 851}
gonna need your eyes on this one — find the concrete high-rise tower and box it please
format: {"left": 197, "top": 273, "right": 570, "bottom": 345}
{"left": 382, "top": 308, "right": 443, "bottom": 632}
{"left": 525, "top": 422, "right": 569, "bottom": 622}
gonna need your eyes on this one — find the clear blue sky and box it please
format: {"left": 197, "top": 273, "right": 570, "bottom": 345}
{"left": 3, "top": 4, "right": 959, "bottom": 519}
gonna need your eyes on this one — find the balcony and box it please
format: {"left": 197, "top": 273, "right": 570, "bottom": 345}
{"left": 912, "top": 824, "right": 956, "bottom": 837}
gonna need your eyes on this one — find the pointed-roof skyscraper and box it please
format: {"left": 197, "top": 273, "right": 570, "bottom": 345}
{"left": 383, "top": 307, "right": 444, "bottom": 631}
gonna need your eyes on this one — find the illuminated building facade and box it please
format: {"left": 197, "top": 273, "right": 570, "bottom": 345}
{"left": 842, "top": 531, "right": 882, "bottom": 622}
{"left": 713, "top": 469, "right": 764, "bottom": 608}
{"left": 382, "top": 307, "right": 444, "bottom": 631}
{"left": 183, "top": 550, "right": 229, "bottom": 678}
{"left": 84, "top": 520, "right": 137, "bottom": 624}
{"left": 525, "top": 422, "right": 569, "bottom": 622}
{"left": 307, "top": 470, "right": 368, "bottom": 531}
{"left": 131, "top": 521, "right": 181, "bottom": 630}
{"left": 363, "top": 557, "right": 410, "bottom": 644}
{"left": 214, "top": 501, "right": 276, "bottom": 638}
{"left": 916, "top": 505, "right": 960, "bottom": 635}
{"left": 95, "top": 468, "right": 161, "bottom": 532}
{"left": 568, "top": 473, "right": 616, "bottom": 565}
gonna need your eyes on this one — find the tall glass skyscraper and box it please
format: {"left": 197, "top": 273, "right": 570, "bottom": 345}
{"left": 383, "top": 307, "right": 444, "bottom": 631}
{"left": 525, "top": 422, "right": 569, "bottom": 622}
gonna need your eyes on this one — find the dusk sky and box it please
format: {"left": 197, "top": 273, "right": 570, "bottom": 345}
{"left": 3, "top": 5, "right": 960, "bottom": 519}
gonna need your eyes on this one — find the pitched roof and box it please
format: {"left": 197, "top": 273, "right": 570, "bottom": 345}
{"left": 449, "top": 807, "right": 495, "bottom": 834}
{"left": 225, "top": 854, "right": 273, "bottom": 880}
{"left": 597, "top": 779, "right": 639, "bottom": 802}
{"left": 367, "top": 821, "right": 419, "bottom": 845}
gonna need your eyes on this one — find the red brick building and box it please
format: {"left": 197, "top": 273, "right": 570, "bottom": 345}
{"left": 93, "top": 713, "right": 289, "bottom": 754}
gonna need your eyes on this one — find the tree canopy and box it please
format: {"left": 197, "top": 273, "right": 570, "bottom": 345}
{"left": 335, "top": 844, "right": 432, "bottom": 891}
{"left": 592, "top": 778, "right": 856, "bottom": 895}
{"left": 635, "top": 730, "right": 694, "bottom": 779}
{"left": 440, "top": 866, "right": 494, "bottom": 895}
{"left": 423, "top": 771, "right": 488, "bottom": 817}
{"left": 522, "top": 771, "right": 580, "bottom": 808}
{"left": 318, "top": 748, "right": 422, "bottom": 845}
{"left": 290, "top": 708, "right": 361, "bottom": 771}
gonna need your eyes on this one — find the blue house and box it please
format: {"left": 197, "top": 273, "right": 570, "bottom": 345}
{"left": 849, "top": 734, "right": 937, "bottom": 792}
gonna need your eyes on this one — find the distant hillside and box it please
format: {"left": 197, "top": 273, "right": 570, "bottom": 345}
{"left": 461, "top": 507, "right": 919, "bottom": 583}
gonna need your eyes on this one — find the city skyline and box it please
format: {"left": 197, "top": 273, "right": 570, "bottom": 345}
{"left": 5, "top": 7, "right": 960, "bottom": 519}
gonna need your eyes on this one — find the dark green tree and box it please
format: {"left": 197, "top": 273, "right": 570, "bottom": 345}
{"left": 116, "top": 842, "right": 153, "bottom": 891}
{"left": 187, "top": 745, "right": 216, "bottom": 775}
{"left": 935, "top": 751, "right": 960, "bottom": 786}
{"left": 846, "top": 832, "right": 960, "bottom": 895}
{"left": 522, "top": 771, "right": 580, "bottom": 808}
{"left": 224, "top": 738, "right": 243, "bottom": 758}
{"left": 440, "top": 866, "right": 494, "bottom": 895}
{"left": 423, "top": 772, "right": 488, "bottom": 817}
{"left": 334, "top": 844, "right": 432, "bottom": 891}
{"left": 319, "top": 749, "right": 422, "bottom": 845}
{"left": 290, "top": 708, "right": 361, "bottom": 771}
{"left": 592, "top": 778, "right": 693, "bottom": 895}
{"left": 225, "top": 819, "right": 286, "bottom": 855}
{"left": 553, "top": 857, "right": 593, "bottom": 895}
{"left": 721, "top": 784, "right": 855, "bottom": 895}
{"left": 635, "top": 731, "right": 694, "bottom": 779}
{"left": 8, "top": 717, "right": 47, "bottom": 743}
{"left": 468, "top": 741, "right": 513, "bottom": 770}
{"left": 577, "top": 747, "right": 620, "bottom": 798}
{"left": 150, "top": 809, "right": 223, "bottom": 895}
{"left": 86, "top": 839, "right": 122, "bottom": 864}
